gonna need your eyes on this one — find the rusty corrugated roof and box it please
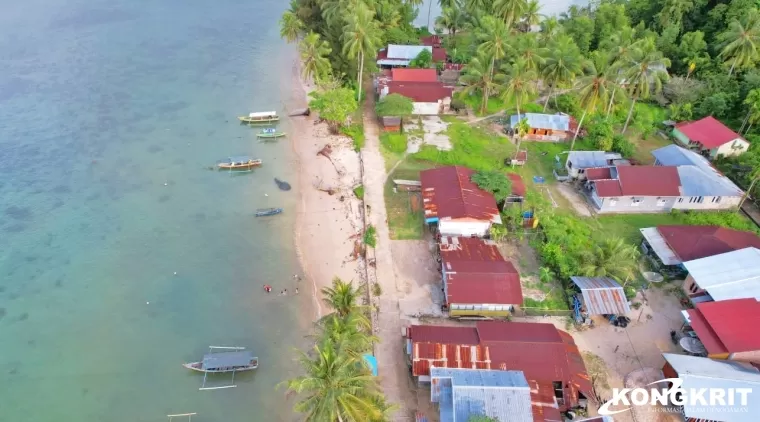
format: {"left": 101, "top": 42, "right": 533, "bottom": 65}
{"left": 421, "top": 166, "right": 500, "bottom": 222}
{"left": 507, "top": 173, "right": 526, "bottom": 197}
{"left": 570, "top": 276, "right": 631, "bottom": 315}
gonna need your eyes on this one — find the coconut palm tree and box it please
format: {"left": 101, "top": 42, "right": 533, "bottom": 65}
{"left": 515, "top": 34, "right": 548, "bottom": 72}
{"left": 620, "top": 37, "right": 670, "bottom": 134}
{"left": 501, "top": 57, "right": 538, "bottom": 117}
{"left": 435, "top": 6, "right": 465, "bottom": 38}
{"left": 741, "top": 88, "right": 760, "bottom": 134}
{"left": 376, "top": 0, "right": 402, "bottom": 31}
{"left": 342, "top": 4, "right": 383, "bottom": 101}
{"left": 656, "top": 0, "right": 694, "bottom": 32}
{"left": 439, "top": 0, "right": 461, "bottom": 8}
{"left": 321, "top": 277, "right": 362, "bottom": 317}
{"left": 539, "top": 17, "right": 562, "bottom": 45}
{"left": 493, "top": 0, "right": 527, "bottom": 28}
{"left": 283, "top": 339, "right": 385, "bottom": 422}
{"left": 521, "top": 0, "right": 543, "bottom": 30}
{"left": 570, "top": 52, "right": 614, "bottom": 150}
{"left": 478, "top": 15, "right": 512, "bottom": 89}
{"left": 580, "top": 237, "right": 640, "bottom": 285}
{"left": 316, "top": 312, "right": 376, "bottom": 358}
{"left": 718, "top": 11, "right": 760, "bottom": 76}
{"left": 461, "top": 52, "right": 504, "bottom": 114}
{"left": 280, "top": 11, "right": 304, "bottom": 43}
{"left": 600, "top": 28, "right": 641, "bottom": 118}
{"left": 465, "top": 0, "right": 492, "bottom": 14}
{"left": 300, "top": 32, "right": 333, "bottom": 83}
{"left": 541, "top": 34, "right": 583, "bottom": 111}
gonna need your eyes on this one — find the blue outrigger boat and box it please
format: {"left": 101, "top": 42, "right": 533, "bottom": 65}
{"left": 255, "top": 208, "right": 283, "bottom": 217}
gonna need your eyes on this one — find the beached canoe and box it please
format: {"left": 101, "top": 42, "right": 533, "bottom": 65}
{"left": 255, "top": 208, "right": 283, "bottom": 217}
{"left": 238, "top": 111, "right": 279, "bottom": 124}
{"left": 257, "top": 132, "right": 286, "bottom": 139}
{"left": 217, "top": 156, "right": 262, "bottom": 170}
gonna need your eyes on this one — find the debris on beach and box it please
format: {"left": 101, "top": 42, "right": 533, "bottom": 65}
{"left": 274, "top": 178, "right": 291, "bottom": 191}
{"left": 313, "top": 178, "right": 337, "bottom": 195}
{"left": 317, "top": 144, "right": 332, "bottom": 158}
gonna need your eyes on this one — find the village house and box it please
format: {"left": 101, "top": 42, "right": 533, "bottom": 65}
{"left": 381, "top": 81, "right": 453, "bottom": 115}
{"left": 672, "top": 116, "right": 750, "bottom": 159}
{"left": 639, "top": 225, "right": 760, "bottom": 269}
{"left": 438, "top": 236, "right": 522, "bottom": 318}
{"left": 684, "top": 298, "right": 760, "bottom": 365}
{"left": 681, "top": 247, "right": 760, "bottom": 303}
{"left": 510, "top": 113, "right": 573, "bottom": 141}
{"left": 429, "top": 368, "right": 534, "bottom": 422}
{"left": 585, "top": 162, "right": 743, "bottom": 213}
{"left": 404, "top": 321, "right": 592, "bottom": 420}
{"left": 560, "top": 151, "right": 626, "bottom": 180}
{"left": 662, "top": 353, "right": 760, "bottom": 422}
{"left": 420, "top": 166, "right": 501, "bottom": 237}
{"left": 376, "top": 44, "right": 447, "bottom": 68}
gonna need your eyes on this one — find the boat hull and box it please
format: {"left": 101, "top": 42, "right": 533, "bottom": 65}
{"left": 217, "top": 161, "right": 262, "bottom": 170}
{"left": 238, "top": 116, "right": 279, "bottom": 124}
{"left": 182, "top": 360, "right": 259, "bottom": 373}
{"left": 257, "top": 133, "right": 286, "bottom": 139}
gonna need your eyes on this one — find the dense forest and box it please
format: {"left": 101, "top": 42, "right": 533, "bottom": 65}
{"left": 278, "top": 1, "right": 760, "bottom": 420}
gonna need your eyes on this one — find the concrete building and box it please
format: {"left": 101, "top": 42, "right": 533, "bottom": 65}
{"left": 672, "top": 116, "right": 749, "bottom": 159}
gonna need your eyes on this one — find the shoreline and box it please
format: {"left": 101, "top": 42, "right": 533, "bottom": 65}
{"left": 287, "top": 59, "right": 366, "bottom": 321}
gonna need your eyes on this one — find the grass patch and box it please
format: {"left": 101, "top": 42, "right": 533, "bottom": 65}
{"left": 459, "top": 93, "right": 505, "bottom": 116}
{"left": 523, "top": 287, "right": 570, "bottom": 310}
{"left": 341, "top": 124, "right": 364, "bottom": 150}
{"left": 385, "top": 159, "right": 436, "bottom": 240}
{"left": 380, "top": 132, "right": 408, "bottom": 153}
{"left": 363, "top": 224, "right": 377, "bottom": 248}
{"left": 353, "top": 185, "right": 364, "bottom": 199}
{"left": 413, "top": 121, "right": 512, "bottom": 171}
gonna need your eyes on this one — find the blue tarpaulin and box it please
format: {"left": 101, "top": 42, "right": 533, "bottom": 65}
{"left": 533, "top": 176, "right": 545, "bottom": 184}
{"left": 363, "top": 354, "right": 378, "bottom": 376}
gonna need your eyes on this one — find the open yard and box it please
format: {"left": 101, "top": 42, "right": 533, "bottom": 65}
{"left": 384, "top": 159, "right": 435, "bottom": 240}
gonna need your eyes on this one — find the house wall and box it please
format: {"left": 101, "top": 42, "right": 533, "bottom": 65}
{"left": 595, "top": 195, "right": 678, "bottom": 213}
{"left": 713, "top": 138, "right": 750, "bottom": 158}
{"left": 682, "top": 275, "right": 712, "bottom": 301}
{"left": 438, "top": 219, "right": 491, "bottom": 237}
{"left": 671, "top": 195, "right": 741, "bottom": 210}
{"left": 412, "top": 102, "right": 441, "bottom": 115}
{"left": 566, "top": 161, "right": 587, "bottom": 179}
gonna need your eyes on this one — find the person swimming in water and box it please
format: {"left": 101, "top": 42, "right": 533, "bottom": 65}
{"left": 264, "top": 285, "right": 272, "bottom": 293}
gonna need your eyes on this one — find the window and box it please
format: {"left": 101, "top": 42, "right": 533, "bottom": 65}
{"left": 678, "top": 197, "right": 684, "bottom": 203}
{"left": 689, "top": 282, "right": 699, "bottom": 293}
{"left": 631, "top": 198, "right": 642, "bottom": 206}
{"left": 657, "top": 198, "right": 667, "bottom": 206}
{"left": 712, "top": 196, "right": 722, "bottom": 203}
{"left": 579, "top": 169, "right": 585, "bottom": 174}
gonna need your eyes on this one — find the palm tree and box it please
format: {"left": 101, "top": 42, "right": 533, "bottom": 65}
{"left": 439, "top": 0, "right": 461, "bottom": 8}
{"left": 539, "top": 17, "right": 561, "bottom": 45}
{"left": 501, "top": 57, "right": 537, "bottom": 117}
{"left": 656, "top": 0, "right": 694, "bottom": 32}
{"left": 521, "top": 0, "right": 543, "bottom": 30}
{"left": 283, "top": 340, "right": 385, "bottom": 421}
{"left": 478, "top": 16, "right": 512, "bottom": 99}
{"left": 321, "top": 277, "right": 362, "bottom": 317}
{"left": 601, "top": 28, "right": 641, "bottom": 118}
{"left": 461, "top": 53, "right": 504, "bottom": 114}
{"left": 620, "top": 38, "right": 670, "bottom": 134}
{"left": 718, "top": 11, "right": 760, "bottom": 76}
{"left": 435, "top": 6, "right": 465, "bottom": 39}
{"left": 741, "top": 89, "right": 760, "bottom": 134}
{"left": 512, "top": 117, "right": 531, "bottom": 165}
{"left": 342, "top": 4, "right": 383, "bottom": 101}
{"left": 280, "top": 11, "right": 304, "bottom": 43}
{"left": 515, "top": 34, "right": 548, "bottom": 72}
{"left": 739, "top": 165, "right": 760, "bottom": 209}
{"left": 465, "top": 0, "right": 492, "bottom": 14}
{"left": 581, "top": 237, "right": 640, "bottom": 285}
{"left": 300, "top": 32, "right": 333, "bottom": 83}
{"left": 493, "top": 0, "right": 527, "bottom": 29}
{"left": 376, "top": 1, "right": 402, "bottom": 31}
{"left": 541, "top": 35, "right": 583, "bottom": 111}
{"left": 570, "top": 53, "right": 613, "bottom": 150}
{"left": 316, "top": 312, "right": 377, "bottom": 358}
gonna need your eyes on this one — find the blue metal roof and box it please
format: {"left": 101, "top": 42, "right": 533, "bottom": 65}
{"left": 570, "top": 276, "right": 631, "bottom": 315}
{"left": 653, "top": 145, "right": 742, "bottom": 196}
{"left": 663, "top": 353, "right": 760, "bottom": 422}
{"left": 430, "top": 367, "right": 532, "bottom": 422}
{"left": 510, "top": 113, "right": 570, "bottom": 131}
{"left": 566, "top": 151, "right": 611, "bottom": 168}
{"left": 651, "top": 144, "right": 704, "bottom": 166}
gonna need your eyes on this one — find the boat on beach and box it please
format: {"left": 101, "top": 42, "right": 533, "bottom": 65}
{"left": 238, "top": 111, "right": 279, "bottom": 124}
{"left": 257, "top": 128, "right": 286, "bottom": 139}
{"left": 217, "top": 156, "right": 262, "bottom": 170}
{"left": 255, "top": 208, "right": 283, "bottom": 217}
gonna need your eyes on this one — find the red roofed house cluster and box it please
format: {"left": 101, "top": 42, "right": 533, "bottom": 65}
{"left": 686, "top": 298, "right": 760, "bottom": 365}
{"left": 405, "top": 321, "right": 593, "bottom": 420}
{"left": 672, "top": 116, "right": 749, "bottom": 160}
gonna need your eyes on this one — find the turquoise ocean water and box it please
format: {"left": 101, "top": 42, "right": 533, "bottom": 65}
{"left": 0, "top": 0, "right": 310, "bottom": 421}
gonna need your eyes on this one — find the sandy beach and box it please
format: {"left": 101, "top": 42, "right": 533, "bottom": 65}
{"left": 286, "top": 61, "right": 366, "bottom": 319}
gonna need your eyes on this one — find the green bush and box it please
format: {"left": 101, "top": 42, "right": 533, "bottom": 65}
{"left": 554, "top": 94, "right": 581, "bottom": 116}
{"left": 380, "top": 133, "right": 408, "bottom": 153}
{"left": 376, "top": 94, "right": 413, "bottom": 117}
{"left": 372, "top": 282, "right": 382, "bottom": 296}
{"left": 612, "top": 134, "right": 636, "bottom": 158}
{"left": 522, "top": 102, "right": 544, "bottom": 113}
{"left": 363, "top": 224, "right": 377, "bottom": 248}
{"left": 676, "top": 210, "right": 758, "bottom": 233}
{"left": 353, "top": 185, "right": 365, "bottom": 199}
{"left": 586, "top": 115, "right": 614, "bottom": 150}
{"left": 341, "top": 124, "right": 365, "bottom": 150}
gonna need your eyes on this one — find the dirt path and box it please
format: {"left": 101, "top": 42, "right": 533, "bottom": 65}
{"left": 361, "top": 93, "right": 416, "bottom": 420}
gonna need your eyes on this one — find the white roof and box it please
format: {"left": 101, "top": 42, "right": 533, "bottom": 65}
{"left": 377, "top": 59, "right": 411, "bottom": 66}
{"left": 386, "top": 45, "right": 432, "bottom": 60}
{"left": 640, "top": 227, "right": 681, "bottom": 265}
{"left": 662, "top": 353, "right": 760, "bottom": 422}
{"left": 683, "top": 247, "right": 760, "bottom": 301}
{"left": 248, "top": 111, "right": 277, "bottom": 118}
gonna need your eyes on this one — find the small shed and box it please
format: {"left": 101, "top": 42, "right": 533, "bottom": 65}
{"left": 381, "top": 116, "right": 402, "bottom": 132}
{"left": 393, "top": 179, "right": 421, "bottom": 192}
{"left": 570, "top": 276, "right": 631, "bottom": 315}
{"left": 510, "top": 150, "right": 528, "bottom": 166}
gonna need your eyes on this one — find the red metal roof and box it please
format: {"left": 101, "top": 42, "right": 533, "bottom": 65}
{"left": 593, "top": 179, "right": 623, "bottom": 197}
{"left": 387, "top": 81, "right": 453, "bottom": 103}
{"left": 585, "top": 167, "right": 612, "bottom": 181}
{"left": 657, "top": 225, "right": 760, "bottom": 262}
{"left": 407, "top": 325, "right": 480, "bottom": 345}
{"left": 407, "top": 321, "right": 592, "bottom": 410}
{"left": 675, "top": 116, "right": 743, "bottom": 149}
{"left": 617, "top": 166, "right": 681, "bottom": 196}
{"left": 432, "top": 47, "right": 447, "bottom": 62}
{"left": 687, "top": 299, "right": 760, "bottom": 354}
{"left": 440, "top": 236, "right": 511, "bottom": 273}
{"left": 507, "top": 173, "right": 526, "bottom": 196}
{"left": 421, "top": 166, "right": 500, "bottom": 222}
{"left": 391, "top": 68, "right": 438, "bottom": 82}
{"left": 420, "top": 35, "right": 441, "bottom": 47}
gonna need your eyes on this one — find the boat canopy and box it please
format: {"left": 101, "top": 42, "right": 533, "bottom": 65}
{"left": 228, "top": 156, "right": 252, "bottom": 162}
{"left": 202, "top": 351, "right": 253, "bottom": 370}
{"left": 248, "top": 111, "right": 277, "bottom": 118}
{"left": 262, "top": 128, "right": 276, "bottom": 133}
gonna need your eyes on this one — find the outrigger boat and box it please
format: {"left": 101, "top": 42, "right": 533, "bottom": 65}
{"left": 257, "top": 128, "right": 286, "bottom": 139}
{"left": 217, "top": 156, "right": 262, "bottom": 171}
{"left": 255, "top": 208, "right": 283, "bottom": 217}
{"left": 238, "top": 111, "right": 279, "bottom": 124}
{"left": 184, "top": 346, "right": 258, "bottom": 390}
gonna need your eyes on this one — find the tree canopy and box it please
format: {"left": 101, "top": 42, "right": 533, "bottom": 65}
{"left": 471, "top": 171, "right": 513, "bottom": 200}
{"left": 309, "top": 88, "right": 359, "bottom": 132}
{"left": 375, "top": 94, "right": 414, "bottom": 117}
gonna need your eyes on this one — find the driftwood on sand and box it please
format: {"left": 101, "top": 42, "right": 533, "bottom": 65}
{"left": 317, "top": 143, "right": 345, "bottom": 175}
{"left": 313, "top": 178, "right": 337, "bottom": 195}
